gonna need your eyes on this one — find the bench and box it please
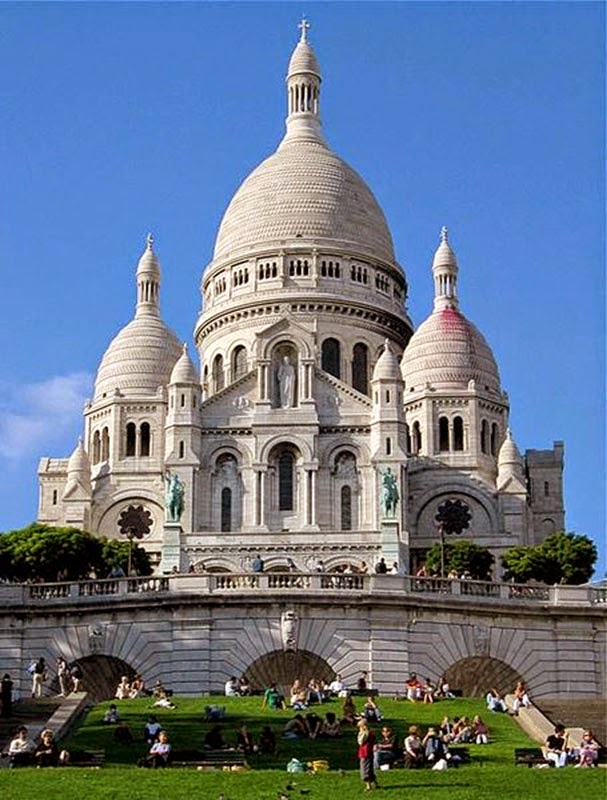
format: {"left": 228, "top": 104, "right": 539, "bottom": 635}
{"left": 515, "top": 748, "right": 547, "bottom": 767}
{"left": 171, "top": 748, "right": 248, "bottom": 769}
{"left": 64, "top": 749, "right": 106, "bottom": 768}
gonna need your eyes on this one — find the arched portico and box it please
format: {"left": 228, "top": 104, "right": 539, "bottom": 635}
{"left": 243, "top": 648, "right": 335, "bottom": 691}
{"left": 442, "top": 656, "right": 523, "bottom": 697}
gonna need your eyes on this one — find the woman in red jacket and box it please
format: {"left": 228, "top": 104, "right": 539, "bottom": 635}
{"left": 357, "top": 719, "right": 379, "bottom": 790}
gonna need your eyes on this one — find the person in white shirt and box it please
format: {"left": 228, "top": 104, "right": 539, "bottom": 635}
{"left": 225, "top": 676, "right": 240, "bottom": 697}
{"left": 328, "top": 674, "right": 347, "bottom": 697}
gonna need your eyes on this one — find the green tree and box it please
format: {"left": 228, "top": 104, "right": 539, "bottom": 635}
{"left": 425, "top": 539, "right": 494, "bottom": 580}
{"left": 0, "top": 524, "right": 152, "bottom": 582}
{"left": 502, "top": 532, "right": 597, "bottom": 585}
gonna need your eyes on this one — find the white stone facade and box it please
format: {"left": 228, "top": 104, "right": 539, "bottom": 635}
{"left": 38, "top": 28, "right": 564, "bottom": 575}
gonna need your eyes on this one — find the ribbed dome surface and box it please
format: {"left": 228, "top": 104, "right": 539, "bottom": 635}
{"left": 401, "top": 307, "right": 501, "bottom": 393}
{"left": 94, "top": 317, "right": 182, "bottom": 400}
{"left": 288, "top": 39, "right": 320, "bottom": 76}
{"left": 213, "top": 139, "right": 396, "bottom": 263}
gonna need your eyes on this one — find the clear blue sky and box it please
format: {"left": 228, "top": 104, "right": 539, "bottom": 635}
{"left": 1, "top": 2, "right": 604, "bottom": 577}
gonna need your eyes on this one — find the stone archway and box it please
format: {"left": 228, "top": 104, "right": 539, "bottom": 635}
{"left": 49, "top": 654, "right": 137, "bottom": 702}
{"left": 244, "top": 649, "right": 335, "bottom": 693}
{"left": 443, "top": 656, "right": 522, "bottom": 697}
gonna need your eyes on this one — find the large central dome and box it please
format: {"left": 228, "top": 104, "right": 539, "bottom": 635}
{"left": 213, "top": 139, "right": 395, "bottom": 263}
{"left": 211, "top": 27, "right": 396, "bottom": 266}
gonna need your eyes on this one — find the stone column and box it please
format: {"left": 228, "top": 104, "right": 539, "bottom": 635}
{"left": 254, "top": 466, "right": 268, "bottom": 528}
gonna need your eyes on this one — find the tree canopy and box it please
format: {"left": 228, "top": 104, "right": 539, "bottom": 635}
{"left": 425, "top": 539, "right": 494, "bottom": 580}
{"left": 0, "top": 523, "right": 152, "bottom": 582}
{"left": 501, "top": 532, "right": 597, "bottom": 585}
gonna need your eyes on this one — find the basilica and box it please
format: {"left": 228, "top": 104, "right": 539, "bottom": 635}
{"left": 37, "top": 25, "right": 564, "bottom": 576}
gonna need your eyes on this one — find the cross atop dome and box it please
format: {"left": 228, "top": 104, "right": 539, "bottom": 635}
{"left": 146, "top": 232, "right": 154, "bottom": 251}
{"left": 298, "top": 16, "right": 310, "bottom": 42}
{"left": 440, "top": 225, "right": 449, "bottom": 244}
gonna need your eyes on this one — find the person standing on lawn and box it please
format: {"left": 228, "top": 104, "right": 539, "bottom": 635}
{"left": 357, "top": 719, "right": 379, "bottom": 790}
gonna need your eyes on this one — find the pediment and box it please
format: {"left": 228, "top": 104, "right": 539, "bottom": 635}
{"left": 62, "top": 479, "right": 91, "bottom": 502}
{"left": 254, "top": 313, "right": 316, "bottom": 359}
{"left": 314, "top": 370, "right": 372, "bottom": 424}
{"left": 497, "top": 474, "right": 527, "bottom": 495}
{"left": 201, "top": 370, "right": 257, "bottom": 416}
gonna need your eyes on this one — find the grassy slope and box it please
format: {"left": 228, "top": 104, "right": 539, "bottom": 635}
{"left": 0, "top": 695, "right": 604, "bottom": 800}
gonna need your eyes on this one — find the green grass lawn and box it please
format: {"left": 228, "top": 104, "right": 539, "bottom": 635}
{"left": 1, "top": 695, "right": 604, "bottom": 800}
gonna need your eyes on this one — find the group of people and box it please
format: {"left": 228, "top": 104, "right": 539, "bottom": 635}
{"left": 7, "top": 726, "right": 68, "bottom": 768}
{"left": 402, "top": 673, "right": 455, "bottom": 703}
{"left": 115, "top": 674, "right": 146, "bottom": 700}
{"left": 223, "top": 676, "right": 252, "bottom": 697}
{"left": 543, "top": 724, "right": 601, "bottom": 768}
{"left": 26, "top": 656, "right": 83, "bottom": 700}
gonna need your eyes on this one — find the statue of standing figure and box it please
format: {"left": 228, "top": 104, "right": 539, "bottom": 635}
{"left": 277, "top": 355, "right": 295, "bottom": 408}
{"left": 165, "top": 472, "right": 185, "bottom": 522}
{"left": 381, "top": 467, "right": 399, "bottom": 518}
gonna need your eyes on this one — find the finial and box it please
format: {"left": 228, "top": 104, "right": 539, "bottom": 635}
{"left": 182, "top": 342, "right": 188, "bottom": 354}
{"left": 298, "top": 16, "right": 310, "bottom": 42}
{"left": 440, "top": 226, "right": 449, "bottom": 244}
{"left": 146, "top": 232, "right": 154, "bottom": 251}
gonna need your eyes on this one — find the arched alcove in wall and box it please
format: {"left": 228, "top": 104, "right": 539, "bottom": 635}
{"left": 48, "top": 654, "right": 137, "bottom": 702}
{"left": 243, "top": 649, "right": 335, "bottom": 692}
{"left": 442, "top": 656, "right": 522, "bottom": 697}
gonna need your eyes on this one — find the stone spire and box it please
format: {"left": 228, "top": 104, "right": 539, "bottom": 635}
{"left": 284, "top": 18, "right": 324, "bottom": 143}
{"left": 63, "top": 437, "right": 92, "bottom": 498}
{"left": 135, "top": 233, "right": 161, "bottom": 318}
{"left": 432, "top": 226, "right": 459, "bottom": 312}
{"left": 170, "top": 343, "right": 200, "bottom": 385}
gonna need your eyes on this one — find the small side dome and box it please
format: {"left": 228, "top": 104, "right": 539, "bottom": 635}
{"left": 63, "top": 438, "right": 92, "bottom": 498}
{"left": 497, "top": 429, "right": 525, "bottom": 487}
{"left": 288, "top": 39, "right": 321, "bottom": 78}
{"left": 170, "top": 344, "right": 200, "bottom": 385}
{"left": 372, "top": 339, "right": 401, "bottom": 381}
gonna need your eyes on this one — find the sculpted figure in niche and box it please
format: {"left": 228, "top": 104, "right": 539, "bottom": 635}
{"left": 277, "top": 356, "right": 296, "bottom": 408}
{"left": 380, "top": 467, "right": 399, "bottom": 518}
{"left": 165, "top": 472, "right": 185, "bottom": 522}
{"left": 281, "top": 609, "right": 298, "bottom": 651}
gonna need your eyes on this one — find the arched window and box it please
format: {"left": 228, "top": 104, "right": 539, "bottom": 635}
{"left": 352, "top": 343, "right": 369, "bottom": 394}
{"left": 321, "top": 338, "right": 341, "bottom": 379}
{"left": 140, "top": 422, "right": 151, "bottom": 456}
{"left": 126, "top": 423, "right": 136, "bottom": 457}
{"left": 481, "top": 420, "right": 489, "bottom": 454}
{"left": 278, "top": 452, "right": 295, "bottom": 511}
{"left": 405, "top": 424, "right": 411, "bottom": 454}
{"left": 212, "top": 354, "right": 224, "bottom": 393}
{"left": 101, "top": 427, "right": 110, "bottom": 461}
{"left": 490, "top": 423, "right": 499, "bottom": 456}
{"left": 231, "top": 345, "right": 247, "bottom": 382}
{"left": 341, "top": 486, "right": 352, "bottom": 531}
{"left": 439, "top": 416, "right": 449, "bottom": 451}
{"left": 412, "top": 421, "right": 422, "bottom": 454}
{"left": 92, "top": 430, "right": 101, "bottom": 464}
{"left": 453, "top": 416, "right": 464, "bottom": 451}
{"left": 221, "top": 487, "right": 232, "bottom": 532}
{"left": 179, "top": 441, "right": 185, "bottom": 459}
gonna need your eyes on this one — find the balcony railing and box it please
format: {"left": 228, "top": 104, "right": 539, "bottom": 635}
{"left": 0, "top": 573, "right": 597, "bottom": 608}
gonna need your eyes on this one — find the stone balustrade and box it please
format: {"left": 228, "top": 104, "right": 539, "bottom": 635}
{"left": 0, "top": 573, "right": 599, "bottom": 607}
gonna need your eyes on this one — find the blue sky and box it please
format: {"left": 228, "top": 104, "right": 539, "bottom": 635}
{"left": 1, "top": 2, "right": 604, "bottom": 576}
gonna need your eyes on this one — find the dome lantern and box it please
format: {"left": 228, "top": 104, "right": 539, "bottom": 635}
{"left": 432, "top": 226, "right": 459, "bottom": 312}
{"left": 284, "top": 18, "right": 324, "bottom": 144}
{"left": 136, "top": 233, "right": 161, "bottom": 319}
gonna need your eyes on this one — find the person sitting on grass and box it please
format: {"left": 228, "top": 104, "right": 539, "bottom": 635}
{"left": 423, "top": 678, "right": 435, "bottom": 704}
{"left": 34, "top": 729, "right": 60, "bottom": 767}
{"left": 452, "top": 716, "right": 473, "bottom": 744}
{"left": 403, "top": 725, "right": 424, "bottom": 768}
{"left": 321, "top": 711, "right": 341, "bottom": 738}
{"left": 140, "top": 730, "right": 171, "bottom": 768}
{"left": 290, "top": 679, "right": 308, "bottom": 710}
{"left": 576, "top": 730, "right": 600, "bottom": 768}
{"left": 438, "top": 716, "right": 454, "bottom": 742}
{"left": 405, "top": 673, "right": 423, "bottom": 702}
{"left": 144, "top": 715, "right": 162, "bottom": 745}
{"left": 544, "top": 723, "right": 569, "bottom": 768}
{"left": 238, "top": 676, "right": 251, "bottom": 696}
{"left": 129, "top": 674, "right": 145, "bottom": 698}
{"left": 204, "top": 725, "right": 226, "bottom": 749}
{"left": 115, "top": 676, "right": 131, "bottom": 700}
{"left": 102, "top": 703, "right": 120, "bottom": 724}
{"left": 422, "top": 726, "right": 448, "bottom": 764}
{"left": 305, "top": 712, "right": 322, "bottom": 739}
{"left": 363, "top": 695, "right": 383, "bottom": 723}
{"left": 486, "top": 687, "right": 507, "bottom": 713}
{"left": 473, "top": 715, "right": 489, "bottom": 744}
{"left": 341, "top": 694, "right": 359, "bottom": 726}
{"left": 262, "top": 682, "right": 287, "bottom": 710}
{"left": 258, "top": 725, "right": 276, "bottom": 754}
{"left": 373, "top": 725, "right": 399, "bottom": 770}
{"left": 8, "top": 726, "right": 36, "bottom": 768}
{"left": 283, "top": 714, "right": 307, "bottom": 739}
{"left": 236, "top": 724, "right": 255, "bottom": 755}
